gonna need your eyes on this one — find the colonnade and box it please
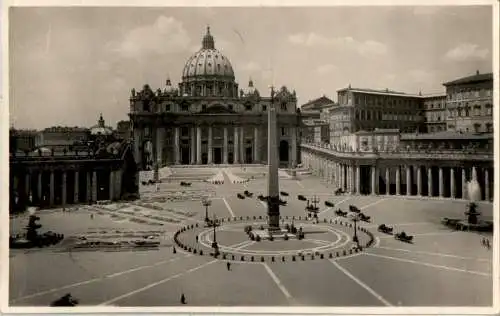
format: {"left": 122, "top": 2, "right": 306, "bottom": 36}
{"left": 11, "top": 168, "right": 123, "bottom": 209}
{"left": 302, "top": 152, "right": 493, "bottom": 201}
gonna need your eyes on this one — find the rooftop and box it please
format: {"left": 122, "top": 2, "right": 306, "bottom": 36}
{"left": 401, "top": 131, "right": 493, "bottom": 140}
{"left": 443, "top": 71, "right": 493, "bottom": 86}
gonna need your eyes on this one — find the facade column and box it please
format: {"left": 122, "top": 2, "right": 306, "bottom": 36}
{"left": 356, "top": 165, "right": 361, "bottom": 194}
{"left": 253, "top": 126, "right": 259, "bottom": 163}
{"left": 156, "top": 127, "right": 165, "bottom": 166}
{"left": 196, "top": 126, "right": 202, "bottom": 164}
{"left": 349, "top": 165, "right": 354, "bottom": 193}
{"left": 190, "top": 127, "right": 196, "bottom": 164}
{"left": 109, "top": 171, "right": 115, "bottom": 201}
{"left": 240, "top": 126, "right": 245, "bottom": 164}
{"left": 340, "top": 164, "right": 345, "bottom": 190}
{"left": 174, "top": 127, "right": 180, "bottom": 164}
{"left": 484, "top": 168, "right": 490, "bottom": 201}
{"left": 74, "top": 171, "right": 79, "bottom": 203}
{"left": 462, "top": 168, "right": 467, "bottom": 200}
{"left": 92, "top": 171, "right": 98, "bottom": 202}
{"left": 234, "top": 126, "right": 240, "bottom": 164}
{"left": 207, "top": 126, "right": 213, "bottom": 164}
{"left": 37, "top": 172, "right": 42, "bottom": 201}
{"left": 428, "top": 167, "right": 433, "bottom": 197}
{"left": 385, "top": 167, "right": 390, "bottom": 195}
{"left": 406, "top": 165, "right": 411, "bottom": 196}
{"left": 49, "top": 171, "right": 54, "bottom": 206}
{"left": 439, "top": 167, "right": 444, "bottom": 197}
{"left": 223, "top": 127, "right": 229, "bottom": 164}
{"left": 395, "top": 166, "right": 401, "bottom": 195}
{"left": 417, "top": 166, "right": 422, "bottom": 196}
{"left": 291, "top": 127, "right": 297, "bottom": 168}
{"left": 133, "top": 128, "right": 142, "bottom": 168}
{"left": 86, "top": 172, "right": 91, "bottom": 202}
{"left": 62, "top": 171, "right": 67, "bottom": 206}
{"left": 450, "top": 167, "right": 456, "bottom": 199}
{"left": 371, "top": 166, "right": 377, "bottom": 195}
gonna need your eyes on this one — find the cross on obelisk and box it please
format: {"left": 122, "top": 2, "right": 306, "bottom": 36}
{"left": 267, "top": 86, "right": 280, "bottom": 230}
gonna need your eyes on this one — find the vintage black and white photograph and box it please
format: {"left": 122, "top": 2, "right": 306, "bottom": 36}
{"left": 6, "top": 3, "right": 498, "bottom": 312}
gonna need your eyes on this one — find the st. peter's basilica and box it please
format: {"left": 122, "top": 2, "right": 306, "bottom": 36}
{"left": 129, "top": 27, "right": 302, "bottom": 170}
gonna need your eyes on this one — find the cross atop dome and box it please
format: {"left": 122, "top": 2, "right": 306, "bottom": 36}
{"left": 202, "top": 25, "right": 215, "bottom": 49}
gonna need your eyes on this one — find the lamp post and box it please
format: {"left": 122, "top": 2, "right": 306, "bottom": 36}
{"left": 211, "top": 214, "right": 219, "bottom": 256}
{"left": 202, "top": 198, "right": 212, "bottom": 223}
{"left": 352, "top": 215, "right": 359, "bottom": 245}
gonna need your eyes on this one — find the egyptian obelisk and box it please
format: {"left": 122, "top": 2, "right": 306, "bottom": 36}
{"left": 267, "top": 87, "right": 280, "bottom": 230}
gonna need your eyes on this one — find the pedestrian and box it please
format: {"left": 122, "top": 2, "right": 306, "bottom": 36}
{"left": 481, "top": 237, "right": 486, "bottom": 247}
{"left": 196, "top": 235, "right": 199, "bottom": 243}
{"left": 180, "top": 293, "right": 186, "bottom": 304}
{"left": 173, "top": 246, "right": 177, "bottom": 254}
{"left": 486, "top": 239, "right": 491, "bottom": 250}
{"left": 90, "top": 214, "right": 94, "bottom": 220}
{"left": 226, "top": 261, "right": 231, "bottom": 271}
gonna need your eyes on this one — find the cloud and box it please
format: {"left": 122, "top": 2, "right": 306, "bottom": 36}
{"left": 111, "top": 16, "right": 192, "bottom": 59}
{"left": 288, "top": 32, "right": 388, "bottom": 57}
{"left": 316, "top": 64, "right": 337, "bottom": 75}
{"left": 444, "top": 43, "right": 489, "bottom": 62}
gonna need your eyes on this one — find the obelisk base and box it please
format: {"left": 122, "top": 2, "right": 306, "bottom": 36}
{"left": 267, "top": 196, "right": 281, "bottom": 231}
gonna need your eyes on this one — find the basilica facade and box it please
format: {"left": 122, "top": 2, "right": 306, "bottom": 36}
{"left": 129, "top": 27, "right": 302, "bottom": 170}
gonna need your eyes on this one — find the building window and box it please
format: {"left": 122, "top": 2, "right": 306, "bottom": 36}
{"left": 485, "top": 104, "right": 492, "bottom": 115}
{"left": 202, "top": 104, "right": 207, "bottom": 111}
{"left": 181, "top": 104, "right": 189, "bottom": 111}
{"left": 486, "top": 123, "right": 493, "bottom": 133}
{"left": 281, "top": 127, "right": 286, "bottom": 136}
{"left": 263, "top": 105, "right": 267, "bottom": 111}
{"left": 165, "top": 104, "right": 171, "bottom": 112}
{"left": 228, "top": 104, "right": 233, "bottom": 111}
{"left": 245, "top": 104, "right": 252, "bottom": 111}
{"left": 281, "top": 103, "right": 287, "bottom": 111}
{"left": 473, "top": 123, "right": 481, "bottom": 133}
{"left": 181, "top": 127, "right": 189, "bottom": 137}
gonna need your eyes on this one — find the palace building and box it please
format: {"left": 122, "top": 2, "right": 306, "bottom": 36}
{"left": 129, "top": 27, "right": 302, "bottom": 170}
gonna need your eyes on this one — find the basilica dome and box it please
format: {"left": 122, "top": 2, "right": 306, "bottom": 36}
{"left": 181, "top": 27, "right": 235, "bottom": 80}
{"left": 179, "top": 27, "right": 238, "bottom": 97}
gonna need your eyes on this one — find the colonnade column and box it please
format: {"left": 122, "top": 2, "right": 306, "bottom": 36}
{"left": 385, "top": 167, "right": 390, "bottom": 195}
{"left": 49, "top": 171, "right": 55, "bottom": 206}
{"left": 450, "top": 168, "right": 456, "bottom": 198}
{"left": 356, "top": 165, "right": 361, "bottom": 194}
{"left": 190, "top": 127, "right": 196, "bottom": 164}
{"left": 484, "top": 169, "right": 490, "bottom": 201}
{"left": 428, "top": 167, "right": 433, "bottom": 197}
{"left": 196, "top": 126, "right": 202, "bottom": 165}
{"left": 62, "top": 171, "right": 67, "bottom": 206}
{"left": 37, "top": 172, "right": 42, "bottom": 201}
{"left": 109, "top": 171, "right": 115, "bottom": 201}
{"left": 253, "top": 126, "right": 259, "bottom": 163}
{"left": 207, "top": 126, "right": 213, "bottom": 164}
{"left": 349, "top": 165, "right": 354, "bottom": 194}
{"left": 472, "top": 167, "right": 478, "bottom": 182}
{"left": 174, "top": 127, "right": 180, "bottom": 165}
{"left": 417, "top": 167, "right": 422, "bottom": 196}
{"left": 234, "top": 126, "right": 240, "bottom": 164}
{"left": 92, "top": 171, "right": 98, "bottom": 202}
{"left": 370, "top": 166, "right": 377, "bottom": 195}
{"left": 223, "top": 127, "right": 229, "bottom": 164}
{"left": 406, "top": 166, "right": 411, "bottom": 196}
{"left": 74, "top": 171, "right": 79, "bottom": 203}
{"left": 395, "top": 166, "right": 401, "bottom": 195}
{"left": 461, "top": 168, "right": 467, "bottom": 200}
{"left": 439, "top": 167, "right": 444, "bottom": 197}
{"left": 86, "top": 172, "right": 91, "bottom": 202}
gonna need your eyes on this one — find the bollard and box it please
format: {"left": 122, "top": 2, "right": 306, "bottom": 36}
{"left": 282, "top": 256, "right": 285, "bottom": 262}
{"left": 329, "top": 253, "right": 333, "bottom": 258}
{"left": 193, "top": 249, "right": 197, "bottom": 254}
{"left": 232, "top": 255, "right": 235, "bottom": 260}
{"left": 320, "top": 253, "right": 324, "bottom": 259}
{"left": 251, "top": 256, "right": 254, "bottom": 262}
{"left": 271, "top": 257, "right": 275, "bottom": 262}
{"left": 292, "top": 256, "right": 296, "bottom": 261}
{"left": 241, "top": 256, "right": 245, "bottom": 261}
{"left": 200, "top": 250, "right": 204, "bottom": 255}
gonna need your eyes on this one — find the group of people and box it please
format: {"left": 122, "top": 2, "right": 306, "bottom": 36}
{"left": 481, "top": 237, "right": 491, "bottom": 250}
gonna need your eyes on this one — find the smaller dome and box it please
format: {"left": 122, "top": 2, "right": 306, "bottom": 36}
{"left": 244, "top": 79, "right": 259, "bottom": 97}
{"left": 90, "top": 114, "right": 113, "bottom": 136}
{"left": 164, "top": 78, "right": 176, "bottom": 94}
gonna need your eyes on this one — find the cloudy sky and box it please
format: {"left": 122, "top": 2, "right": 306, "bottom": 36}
{"left": 9, "top": 6, "right": 493, "bottom": 129}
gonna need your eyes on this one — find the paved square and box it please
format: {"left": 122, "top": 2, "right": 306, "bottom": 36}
{"left": 9, "top": 168, "right": 493, "bottom": 307}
